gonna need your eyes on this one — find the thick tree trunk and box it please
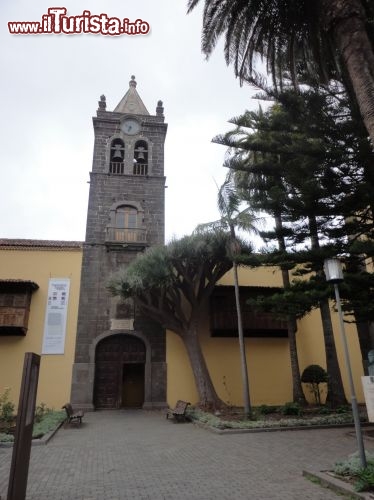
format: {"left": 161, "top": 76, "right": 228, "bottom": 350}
{"left": 308, "top": 214, "right": 347, "bottom": 405}
{"left": 344, "top": 255, "right": 374, "bottom": 371}
{"left": 281, "top": 270, "right": 307, "bottom": 404}
{"left": 182, "top": 324, "right": 224, "bottom": 408}
{"left": 274, "top": 213, "right": 306, "bottom": 404}
{"left": 319, "top": 298, "right": 347, "bottom": 406}
{"left": 325, "top": 0, "right": 374, "bottom": 145}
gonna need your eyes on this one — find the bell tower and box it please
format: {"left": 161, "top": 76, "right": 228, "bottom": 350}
{"left": 71, "top": 76, "right": 168, "bottom": 410}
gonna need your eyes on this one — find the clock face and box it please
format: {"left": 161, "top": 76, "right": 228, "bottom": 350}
{"left": 121, "top": 118, "right": 141, "bottom": 135}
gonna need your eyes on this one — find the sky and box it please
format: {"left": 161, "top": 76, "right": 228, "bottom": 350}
{"left": 0, "top": 1, "right": 262, "bottom": 243}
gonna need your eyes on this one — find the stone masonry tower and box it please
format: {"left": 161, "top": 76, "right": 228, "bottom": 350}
{"left": 71, "top": 76, "right": 167, "bottom": 410}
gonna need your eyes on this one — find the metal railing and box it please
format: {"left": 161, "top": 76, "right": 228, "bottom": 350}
{"left": 109, "top": 163, "right": 148, "bottom": 176}
{"left": 133, "top": 163, "right": 148, "bottom": 176}
{"left": 109, "top": 162, "right": 124, "bottom": 174}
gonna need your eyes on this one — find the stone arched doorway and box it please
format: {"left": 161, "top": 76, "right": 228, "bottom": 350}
{"left": 94, "top": 334, "right": 146, "bottom": 409}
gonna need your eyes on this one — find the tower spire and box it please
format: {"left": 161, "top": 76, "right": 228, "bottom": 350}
{"left": 113, "top": 75, "right": 149, "bottom": 115}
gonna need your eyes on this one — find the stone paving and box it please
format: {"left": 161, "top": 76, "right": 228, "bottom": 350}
{"left": 0, "top": 410, "right": 373, "bottom": 499}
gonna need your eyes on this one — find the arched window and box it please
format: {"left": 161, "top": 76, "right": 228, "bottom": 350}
{"left": 110, "top": 139, "right": 125, "bottom": 174}
{"left": 113, "top": 206, "right": 144, "bottom": 242}
{"left": 133, "top": 140, "right": 148, "bottom": 176}
{"left": 106, "top": 201, "right": 146, "bottom": 244}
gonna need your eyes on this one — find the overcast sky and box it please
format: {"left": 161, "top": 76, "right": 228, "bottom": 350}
{"left": 1, "top": 0, "right": 261, "bottom": 243}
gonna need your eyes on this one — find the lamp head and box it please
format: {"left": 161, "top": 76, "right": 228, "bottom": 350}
{"left": 324, "top": 258, "right": 344, "bottom": 283}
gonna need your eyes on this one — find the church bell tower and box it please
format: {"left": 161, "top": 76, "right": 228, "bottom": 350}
{"left": 71, "top": 76, "right": 168, "bottom": 410}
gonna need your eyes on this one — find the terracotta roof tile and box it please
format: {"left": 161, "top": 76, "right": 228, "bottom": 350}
{"left": 0, "top": 239, "right": 83, "bottom": 250}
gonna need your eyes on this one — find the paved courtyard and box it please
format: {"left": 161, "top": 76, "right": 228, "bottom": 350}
{"left": 0, "top": 410, "right": 373, "bottom": 499}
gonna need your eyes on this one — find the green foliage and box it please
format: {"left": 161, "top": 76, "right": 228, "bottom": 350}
{"left": 35, "top": 402, "right": 52, "bottom": 423}
{"left": 108, "top": 231, "right": 252, "bottom": 334}
{"left": 0, "top": 388, "right": 15, "bottom": 423}
{"left": 335, "top": 452, "right": 374, "bottom": 492}
{"left": 187, "top": 0, "right": 356, "bottom": 85}
{"left": 301, "top": 365, "right": 328, "bottom": 404}
{"left": 188, "top": 407, "right": 359, "bottom": 430}
{"left": 186, "top": 407, "right": 229, "bottom": 429}
{"left": 316, "top": 406, "right": 330, "bottom": 415}
{"left": 0, "top": 410, "right": 65, "bottom": 442}
{"left": 335, "top": 452, "right": 374, "bottom": 476}
{"left": 109, "top": 231, "right": 250, "bottom": 298}
{"left": 215, "top": 86, "right": 374, "bottom": 327}
{"left": 306, "top": 475, "right": 321, "bottom": 485}
{"left": 257, "top": 404, "right": 279, "bottom": 415}
{"left": 281, "top": 402, "right": 302, "bottom": 416}
{"left": 32, "top": 411, "right": 65, "bottom": 439}
{"left": 0, "top": 432, "right": 14, "bottom": 443}
{"left": 355, "top": 464, "right": 374, "bottom": 492}
{"left": 195, "top": 173, "right": 259, "bottom": 238}
{"left": 335, "top": 405, "right": 350, "bottom": 414}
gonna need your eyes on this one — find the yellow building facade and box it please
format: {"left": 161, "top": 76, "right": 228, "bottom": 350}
{"left": 0, "top": 240, "right": 82, "bottom": 410}
{"left": 0, "top": 240, "right": 366, "bottom": 411}
{"left": 166, "top": 266, "right": 365, "bottom": 408}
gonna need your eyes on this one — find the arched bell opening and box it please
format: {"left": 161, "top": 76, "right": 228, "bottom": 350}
{"left": 133, "top": 140, "right": 148, "bottom": 176}
{"left": 109, "top": 138, "right": 125, "bottom": 174}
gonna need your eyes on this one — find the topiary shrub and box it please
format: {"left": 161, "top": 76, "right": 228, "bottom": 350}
{"left": 301, "top": 364, "right": 328, "bottom": 404}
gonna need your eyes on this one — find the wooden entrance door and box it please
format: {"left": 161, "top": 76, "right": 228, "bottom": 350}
{"left": 121, "top": 363, "right": 145, "bottom": 408}
{"left": 94, "top": 335, "right": 146, "bottom": 409}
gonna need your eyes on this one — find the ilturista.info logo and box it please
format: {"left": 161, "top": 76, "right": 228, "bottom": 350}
{"left": 8, "top": 7, "right": 150, "bottom": 36}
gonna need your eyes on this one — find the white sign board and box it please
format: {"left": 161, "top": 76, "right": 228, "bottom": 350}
{"left": 42, "top": 278, "right": 70, "bottom": 355}
{"left": 362, "top": 376, "right": 374, "bottom": 422}
{"left": 110, "top": 319, "right": 134, "bottom": 330}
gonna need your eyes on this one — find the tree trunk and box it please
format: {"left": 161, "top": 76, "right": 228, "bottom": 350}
{"left": 308, "top": 214, "right": 347, "bottom": 406}
{"left": 319, "top": 298, "right": 347, "bottom": 406}
{"left": 182, "top": 324, "right": 224, "bottom": 408}
{"left": 344, "top": 254, "right": 374, "bottom": 372}
{"left": 325, "top": 0, "right": 374, "bottom": 145}
{"left": 232, "top": 260, "right": 252, "bottom": 418}
{"left": 274, "top": 213, "right": 306, "bottom": 404}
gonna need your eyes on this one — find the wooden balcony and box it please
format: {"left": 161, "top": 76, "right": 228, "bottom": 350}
{"left": 210, "top": 286, "right": 288, "bottom": 338}
{"left": 0, "top": 280, "right": 39, "bottom": 335}
{"left": 105, "top": 227, "right": 148, "bottom": 250}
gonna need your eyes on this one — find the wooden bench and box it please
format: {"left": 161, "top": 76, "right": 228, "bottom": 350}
{"left": 62, "top": 403, "right": 84, "bottom": 426}
{"left": 166, "top": 400, "right": 190, "bottom": 422}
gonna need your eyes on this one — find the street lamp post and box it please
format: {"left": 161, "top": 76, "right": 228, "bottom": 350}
{"left": 324, "top": 258, "right": 367, "bottom": 468}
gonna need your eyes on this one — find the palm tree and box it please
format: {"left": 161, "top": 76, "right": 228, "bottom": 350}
{"left": 187, "top": 0, "right": 374, "bottom": 147}
{"left": 214, "top": 109, "right": 307, "bottom": 404}
{"left": 195, "top": 175, "right": 258, "bottom": 418}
